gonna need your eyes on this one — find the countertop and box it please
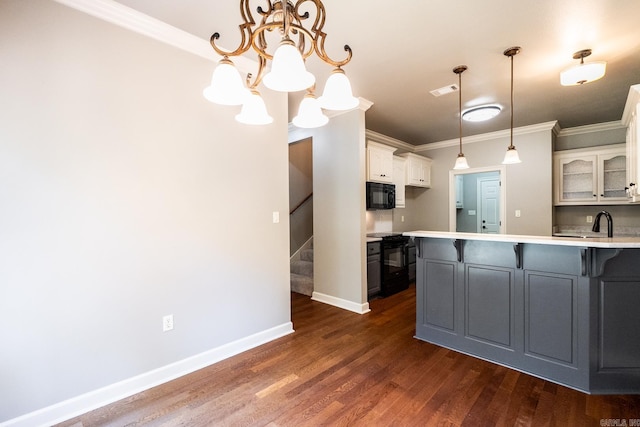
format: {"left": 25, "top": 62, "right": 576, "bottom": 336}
{"left": 402, "top": 230, "right": 640, "bottom": 248}
{"left": 366, "top": 237, "right": 382, "bottom": 243}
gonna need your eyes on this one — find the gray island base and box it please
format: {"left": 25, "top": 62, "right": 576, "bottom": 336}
{"left": 403, "top": 231, "right": 640, "bottom": 394}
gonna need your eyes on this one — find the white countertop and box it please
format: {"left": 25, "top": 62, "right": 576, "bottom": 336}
{"left": 366, "top": 237, "right": 383, "bottom": 243}
{"left": 402, "top": 230, "right": 640, "bottom": 248}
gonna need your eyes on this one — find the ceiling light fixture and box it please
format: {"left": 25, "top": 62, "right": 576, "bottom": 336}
{"left": 203, "top": 0, "right": 358, "bottom": 127}
{"left": 462, "top": 105, "right": 502, "bottom": 122}
{"left": 453, "top": 65, "right": 470, "bottom": 170}
{"left": 560, "top": 49, "right": 606, "bottom": 86}
{"left": 502, "top": 46, "right": 522, "bottom": 165}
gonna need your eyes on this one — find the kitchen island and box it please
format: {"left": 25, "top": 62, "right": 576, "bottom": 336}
{"left": 403, "top": 231, "right": 640, "bottom": 394}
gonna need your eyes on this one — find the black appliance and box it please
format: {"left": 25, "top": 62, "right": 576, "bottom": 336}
{"left": 368, "top": 232, "right": 409, "bottom": 297}
{"left": 366, "top": 182, "right": 395, "bottom": 210}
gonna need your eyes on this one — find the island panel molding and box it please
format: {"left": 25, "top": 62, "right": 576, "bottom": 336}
{"left": 406, "top": 230, "right": 640, "bottom": 394}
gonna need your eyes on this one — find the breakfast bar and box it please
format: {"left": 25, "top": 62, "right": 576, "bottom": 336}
{"left": 403, "top": 231, "right": 640, "bottom": 394}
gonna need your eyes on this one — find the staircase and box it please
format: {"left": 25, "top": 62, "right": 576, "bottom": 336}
{"left": 290, "top": 243, "right": 313, "bottom": 296}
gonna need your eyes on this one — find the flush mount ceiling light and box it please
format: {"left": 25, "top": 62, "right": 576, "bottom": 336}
{"left": 462, "top": 105, "right": 502, "bottom": 122}
{"left": 560, "top": 49, "right": 607, "bottom": 86}
{"left": 502, "top": 46, "right": 522, "bottom": 165}
{"left": 453, "top": 65, "right": 470, "bottom": 170}
{"left": 203, "top": 0, "right": 358, "bottom": 127}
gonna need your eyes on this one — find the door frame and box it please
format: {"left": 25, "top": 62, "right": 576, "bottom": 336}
{"left": 449, "top": 166, "right": 507, "bottom": 233}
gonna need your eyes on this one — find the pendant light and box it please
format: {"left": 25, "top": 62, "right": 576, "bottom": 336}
{"left": 502, "top": 46, "right": 522, "bottom": 165}
{"left": 560, "top": 49, "right": 606, "bottom": 86}
{"left": 453, "top": 65, "right": 470, "bottom": 170}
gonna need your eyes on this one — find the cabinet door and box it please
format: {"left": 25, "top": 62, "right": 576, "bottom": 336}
{"left": 367, "top": 146, "right": 393, "bottom": 183}
{"left": 407, "top": 157, "right": 431, "bottom": 187}
{"left": 367, "top": 253, "right": 381, "bottom": 298}
{"left": 557, "top": 155, "right": 597, "bottom": 203}
{"left": 455, "top": 175, "right": 464, "bottom": 208}
{"left": 599, "top": 152, "right": 627, "bottom": 202}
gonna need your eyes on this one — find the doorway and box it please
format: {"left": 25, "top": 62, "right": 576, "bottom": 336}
{"left": 449, "top": 166, "right": 506, "bottom": 233}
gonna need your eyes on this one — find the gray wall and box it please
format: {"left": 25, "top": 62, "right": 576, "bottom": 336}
{"left": 290, "top": 108, "right": 369, "bottom": 311}
{"left": 0, "top": 1, "right": 290, "bottom": 422}
{"left": 406, "top": 126, "right": 555, "bottom": 236}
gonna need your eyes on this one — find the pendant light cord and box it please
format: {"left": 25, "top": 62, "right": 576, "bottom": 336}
{"left": 458, "top": 71, "right": 463, "bottom": 154}
{"left": 510, "top": 53, "right": 514, "bottom": 149}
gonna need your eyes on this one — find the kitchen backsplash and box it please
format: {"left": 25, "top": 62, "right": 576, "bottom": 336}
{"left": 366, "top": 210, "right": 393, "bottom": 234}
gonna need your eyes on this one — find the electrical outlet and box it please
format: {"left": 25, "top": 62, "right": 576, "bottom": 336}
{"left": 163, "top": 314, "right": 174, "bottom": 332}
{"left": 586, "top": 215, "right": 593, "bottom": 223}
{"left": 401, "top": 215, "right": 405, "bottom": 222}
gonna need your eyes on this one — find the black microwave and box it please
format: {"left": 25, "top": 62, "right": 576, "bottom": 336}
{"left": 366, "top": 182, "right": 396, "bottom": 210}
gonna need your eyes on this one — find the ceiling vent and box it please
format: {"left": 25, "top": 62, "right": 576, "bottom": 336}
{"left": 430, "top": 83, "right": 459, "bottom": 97}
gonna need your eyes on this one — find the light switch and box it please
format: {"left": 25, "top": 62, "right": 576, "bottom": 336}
{"left": 515, "top": 210, "right": 521, "bottom": 218}
{"left": 272, "top": 211, "right": 280, "bottom": 223}
{"left": 468, "top": 210, "right": 476, "bottom": 216}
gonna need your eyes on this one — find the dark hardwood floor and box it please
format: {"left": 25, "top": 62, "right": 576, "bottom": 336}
{"left": 59, "top": 284, "right": 640, "bottom": 426}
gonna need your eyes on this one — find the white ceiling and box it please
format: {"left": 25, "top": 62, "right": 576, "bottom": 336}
{"left": 115, "top": 0, "right": 640, "bottom": 145}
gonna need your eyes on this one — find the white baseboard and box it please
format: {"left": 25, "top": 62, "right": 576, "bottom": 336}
{"left": 1, "top": 322, "right": 294, "bottom": 427}
{"left": 311, "top": 292, "right": 371, "bottom": 314}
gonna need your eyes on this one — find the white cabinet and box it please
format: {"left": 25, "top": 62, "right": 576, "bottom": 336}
{"left": 623, "top": 84, "right": 640, "bottom": 200}
{"left": 553, "top": 145, "right": 627, "bottom": 205}
{"left": 393, "top": 156, "right": 406, "bottom": 208}
{"left": 366, "top": 141, "right": 395, "bottom": 183}
{"left": 398, "top": 153, "right": 432, "bottom": 188}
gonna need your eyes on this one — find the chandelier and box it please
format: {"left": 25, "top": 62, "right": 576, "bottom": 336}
{"left": 203, "top": 0, "right": 359, "bottom": 127}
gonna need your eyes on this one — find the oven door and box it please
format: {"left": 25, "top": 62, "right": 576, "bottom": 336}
{"left": 381, "top": 237, "right": 409, "bottom": 296}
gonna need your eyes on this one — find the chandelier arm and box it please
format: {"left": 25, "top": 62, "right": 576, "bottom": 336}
{"left": 209, "top": 0, "right": 257, "bottom": 58}
{"left": 246, "top": 55, "right": 268, "bottom": 89}
{"left": 302, "top": 0, "right": 352, "bottom": 67}
{"left": 251, "top": 23, "right": 315, "bottom": 60}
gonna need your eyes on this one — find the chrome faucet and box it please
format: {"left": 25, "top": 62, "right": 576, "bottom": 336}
{"left": 592, "top": 210, "right": 613, "bottom": 237}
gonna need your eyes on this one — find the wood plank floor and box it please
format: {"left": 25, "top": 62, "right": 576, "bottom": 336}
{"left": 58, "top": 284, "right": 640, "bottom": 426}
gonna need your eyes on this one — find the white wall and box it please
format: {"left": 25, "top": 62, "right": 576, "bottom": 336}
{"left": 410, "top": 124, "right": 555, "bottom": 236}
{"left": 0, "top": 1, "right": 291, "bottom": 423}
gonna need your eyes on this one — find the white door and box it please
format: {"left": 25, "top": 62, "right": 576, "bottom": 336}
{"left": 478, "top": 178, "right": 500, "bottom": 233}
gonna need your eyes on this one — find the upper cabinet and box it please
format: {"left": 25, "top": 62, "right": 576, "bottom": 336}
{"left": 393, "top": 156, "right": 407, "bottom": 208}
{"left": 623, "top": 84, "right": 640, "bottom": 201}
{"left": 553, "top": 144, "right": 627, "bottom": 205}
{"left": 366, "top": 141, "right": 396, "bottom": 183}
{"left": 398, "top": 153, "right": 432, "bottom": 188}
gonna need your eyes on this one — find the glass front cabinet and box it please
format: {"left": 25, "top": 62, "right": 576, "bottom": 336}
{"left": 554, "top": 144, "right": 627, "bottom": 205}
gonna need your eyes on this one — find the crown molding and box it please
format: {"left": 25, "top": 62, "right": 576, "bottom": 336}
{"left": 365, "top": 130, "right": 414, "bottom": 152}
{"left": 414, "top": 121, "right": 559, "bottom": 152}
{"left": 556, "top": 121, "right": 625, "bottom": 138}
{"left": 53, "top": 0, "right": 257, "bottom": 72}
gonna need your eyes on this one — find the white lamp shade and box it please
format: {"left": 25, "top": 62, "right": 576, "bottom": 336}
{"left": 453, "top": 155, "right": 470, "bottom": 170}
{"left": 292, "top": 94, "right": 329, "bottom": 128}
{"left": 263, "top": 39, "right": 315, "bottom": 92}
{"left": 203, "top": 57, "right": 248, "bottom": 105}
{"left": 502, "top": 147, "right": 522, "bottom": 164}
{"left": 235, "top": 90, "right": 273, "bottom": 125}
{"left": 318, "top": 68, "right": 359, "bottom": 111}
{"left": 560, "top": 61, "right": 606, "bottom": 86}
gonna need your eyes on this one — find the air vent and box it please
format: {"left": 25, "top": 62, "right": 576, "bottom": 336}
{"left": 430, "top": 84, "right": 459, "bottom": 97}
